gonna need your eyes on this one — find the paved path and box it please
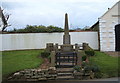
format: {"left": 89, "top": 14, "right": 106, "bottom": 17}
{"left": 45, "top": 78, "right": 120, "bottom": 83}
{"left": 55, "top": 77, "right": 119, "bottom": 81}
{"left": 2, "top": 77, "right": 120, "bottom": 83}
{"left": 82, "top": 77, "right": 120, "bottom": 81}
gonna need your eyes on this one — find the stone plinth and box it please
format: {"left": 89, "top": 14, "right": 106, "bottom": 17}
{"left": 60, "top": 44, "right": 73, "bottom": 52}
{"left": 63, "top": 34, "right": 71, "bottom": 44}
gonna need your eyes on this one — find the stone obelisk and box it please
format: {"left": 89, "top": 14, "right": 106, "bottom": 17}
{"left": 63, "top": 13, "right": 71, "bottom": 44}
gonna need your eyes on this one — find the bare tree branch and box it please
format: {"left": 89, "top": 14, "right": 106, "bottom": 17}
{"left": 0, "top": 7, "right": 10, "bottom": 32}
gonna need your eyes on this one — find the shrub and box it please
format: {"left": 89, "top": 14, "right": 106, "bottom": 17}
{"left": 48, "top": 55, "right": 51, "bottom": 62}
{"left": 74, "top": 66, "right": 81, "bottom": 72}
{"left": 81, "top": 62, "right": 100, "bottom": 72}
{"left": 94, "top": 72, "right": 103, "bottom": 78}
{"left": 91, "top": 65, "right": 100, "bottom": 72}
{"left": 85, "top": 50, "right": 95, "bottom": 56}
{"left": 81, "top": 62, "right": 88, "bottom": 67}
{"left": 84, "top": 65, "right": 92, "bottom": 72}
{"left": 82, "top": 56, "right": 87, "bottom": 61}
{"left": 48, "top": 55, "right": 51, "bottom": 59}
{"left": 41, "top": 51, "right": 50, "bottom": 58}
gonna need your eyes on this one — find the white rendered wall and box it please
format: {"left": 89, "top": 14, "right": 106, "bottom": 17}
{"left": 99, "top": 1, "right": 120, "bottom": 51}
{"left": 0, "top": 32, "right": 98, "bottom": 51}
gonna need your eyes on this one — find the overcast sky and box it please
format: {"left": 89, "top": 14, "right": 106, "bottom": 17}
{"left": 1, "top": 0, "right": 119, "bottom": 30}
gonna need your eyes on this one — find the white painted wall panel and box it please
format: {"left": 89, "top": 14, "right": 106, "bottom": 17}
{"left": 0, "top": 32, "right": 98, "bottom": 51}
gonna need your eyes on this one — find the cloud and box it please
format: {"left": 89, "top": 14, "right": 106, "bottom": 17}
{"left": 2, "top": 0, "right": 119, "bottom": 3}
{"left": 1, "top": 0, "right": 119, "bottom": 30}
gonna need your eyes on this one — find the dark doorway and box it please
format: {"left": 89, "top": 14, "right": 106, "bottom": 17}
{"left": 115, "top": 24, "right": 120, "bottom": 51}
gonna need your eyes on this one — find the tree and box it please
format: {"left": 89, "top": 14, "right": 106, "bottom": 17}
{"left": 0, "top": 7, "right": 10, "bottom": 32}
{"left": 8, "top": 25, "right": 64, "bottom": 33}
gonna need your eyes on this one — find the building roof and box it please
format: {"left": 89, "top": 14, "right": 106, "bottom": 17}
{"left": 90, "top": 21, "right": 99, "bottom": 29}
{"left": 99, "top": 1, "right": 120, "bottom": 19}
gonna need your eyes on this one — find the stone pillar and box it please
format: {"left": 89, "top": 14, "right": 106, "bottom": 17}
{"left": 83, "top": 43, "right": 92, "bottom": 51}
{"left": 50, "top": 51, "right": 56, "bottom": 67}
{"left": 46, "top": 43, "right": 54, "bottom": 52}
{"left": 83, "top": 43, "right": 88, "bottom": 50}
{"left": 54, "top": 43, "right": 58, "bottom": 52}
{"left": 75, "top": 44, "right": 79, "bottom": 52}
{"left": 77, "top": 50, "right": 82, "bottom": 66}
{"left": 63, "top": 13, "right": 71, "bottom": 44}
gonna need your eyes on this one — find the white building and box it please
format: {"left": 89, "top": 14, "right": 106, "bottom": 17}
{"left": 99, "top": 1, "right": 120, "bottom": 51}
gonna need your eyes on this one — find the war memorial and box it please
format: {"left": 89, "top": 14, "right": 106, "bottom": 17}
{"left": 6, "top": 13, "right": 96, "bottom": 81}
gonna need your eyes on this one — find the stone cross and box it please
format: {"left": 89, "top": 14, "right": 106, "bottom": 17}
{"left": 63, "top": 13, "right": 71, "bottom": 44}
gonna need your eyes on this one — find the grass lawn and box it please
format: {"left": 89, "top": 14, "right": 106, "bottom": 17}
{"left": 90, "top": 51, "right": 119, "bottom": 78}
{"left": 1, "top": 50, "right": 119, "bottom": 80}
{"left": 2, "top": 49, "right": 44, "bottom": 78}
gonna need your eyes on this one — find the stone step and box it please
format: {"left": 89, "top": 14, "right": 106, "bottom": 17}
{"left": 56, "top": 76, "right": 74, "bottom": 80}
{"left": 56, "top": 62, "right": 76, "bottom": 68}
{"left": 57, "top": 73, "right": 73, "bottom": 76}
{"left": 56, "top": 62, "right": 76, "bottom": 65}
{"left": 56, "top": 52, "right": 77, "bottom": 57}
{"left": 56, "top": 54, "right": 77, "bottom": 57}
{"left": 56, "top": 65, "right": 74, "bottom": 68}
{"left": 56, "top": 68, "right": 74, "bottom": 80}
{"left": 57, "top": 57, "right": 77, "bottom": 58}
{"left": 57, "top": 52, "right": 76, "bottom": 54}
{"left": 56, "top": 58, "right": 77, "bottom": 62}
{"left": 57, "top": 68, "right": 73, "bottom": 73}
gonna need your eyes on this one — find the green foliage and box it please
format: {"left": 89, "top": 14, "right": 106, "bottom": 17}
{"left": 74, "top": 62, "right": 100, "bottom": 76}
{"left": 48, "top": 55, "right": 51, "bottom": 59}
{"left": 94, "top": 72, "right": 103, "bottom": 78}
{"left": 2, "top": 50, "right": 44, "bottom": 80}
{"left": 82, "top": 56, "right": 87, "bottom": 61}
{"left": 85, "top": 50, "right": 95, "bottom": 56}
{"left": 90, "top": 51, "right": 119, "bottom": 78}
{"left": 81, "top": 61, "right": 88, "bottom": 67}
{"left": 81, "top": 62, "right": 100, "bottom": 73}
{"left": 94, "top": 72, "right": 109, "bottom": 78}
{"left": 75, "top": 51, "right": 119, "bottom": 78}
{"left": 74, "top": 66, "right": 81, "bottom": 72}
{"left": 8, "top": 25, "right": 64, "bottom": 33}
{"left": 91, "top": 65, "right": 100, "bottom": 72}
{"left": 41, "top": 51, "right": 50, "bottom": 58}
{"left": 84, "top": 65, "right": 92, "bottom": 72}
{"left": 47, "top": 25, "right": 64, "bottom": 32}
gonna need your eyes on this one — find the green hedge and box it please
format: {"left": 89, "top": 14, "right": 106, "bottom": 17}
{"left": 41, "top": 51, "right": 50, "bottom": 58}
{"left": 8, "top": 25, "right": 64, "bottom": 33}
{"left": 82, "top": 56, "right": 87, "bottom": 61}
{"left": 85, "top": 50, "right": 95, "bottom": 56}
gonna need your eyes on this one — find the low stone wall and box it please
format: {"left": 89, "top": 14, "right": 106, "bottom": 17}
{"left": 73, "top": 70, "right": 94, "bottom": 80}
{"left": 8, "top": 67, "right": 57, "bottom": 81}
